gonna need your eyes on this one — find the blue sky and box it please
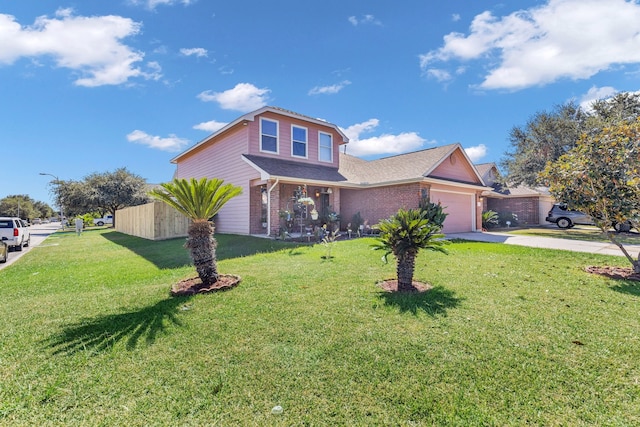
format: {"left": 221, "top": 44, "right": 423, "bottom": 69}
{"left": 2, "top": 0, "right": 640, "bottom": 207}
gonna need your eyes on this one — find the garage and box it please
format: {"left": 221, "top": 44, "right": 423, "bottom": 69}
{"left": 431, "top": 190, "right": 475, "bottom": 233}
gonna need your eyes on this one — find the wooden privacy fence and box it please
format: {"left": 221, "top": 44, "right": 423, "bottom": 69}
{"left": 116, "top": 201, "right": 190, "bottom": 241}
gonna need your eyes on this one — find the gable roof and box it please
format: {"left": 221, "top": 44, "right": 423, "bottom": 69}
{"left": 171, "top": 106, "right": 349, "bottom": 164}
{"left": 474, "top": 162, "right": 498, "bottom": 181}
{"left": 339, "top": 143, "right": 485, "bottom": 186}
{"left": 474, "top": 162, "right": 551, "bottom": 198}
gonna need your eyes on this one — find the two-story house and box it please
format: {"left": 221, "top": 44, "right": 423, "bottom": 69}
{"left": 171, "top": 106, "right": 489, "bottom": 236}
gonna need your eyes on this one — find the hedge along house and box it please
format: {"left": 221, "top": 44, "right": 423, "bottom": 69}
{"left": 170, "top": 106, "right": 490, "bottom": 236}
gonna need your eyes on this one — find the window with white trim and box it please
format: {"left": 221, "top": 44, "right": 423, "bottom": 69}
{"left": 318, "top": 131, "right": 333, "bottom": 162}
{"left": 261, "top": 118, "right": 278, "bottom": 153}
{"left": 291, "top": 125, "right": 308, "bottom": 158}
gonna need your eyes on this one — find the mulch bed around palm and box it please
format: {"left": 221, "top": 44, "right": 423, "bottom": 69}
{"left": 171, "top": 274, "right": 241, "bottom": 296}
{"left": 377, "top": 279, "right": 433, "bottom": 293}
{"left": 585, "top": 266, "right": 640, "bottom": 281}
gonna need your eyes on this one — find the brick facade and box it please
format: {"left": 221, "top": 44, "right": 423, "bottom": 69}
{"left": 487, "top": 197, "right": 539, "bottom": 225}
{"left": 340, "top": 183, "right": 423, "bottom": 228}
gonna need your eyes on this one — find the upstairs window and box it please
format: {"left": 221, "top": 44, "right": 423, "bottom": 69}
{"left": 261, "top": 118, "right": 278, "bottom": 153}
{"left": 319, "top": 132, "right": 333, "bottom": 162}
{"left": 291, "top": 125, "right": 308, "bottom": 158}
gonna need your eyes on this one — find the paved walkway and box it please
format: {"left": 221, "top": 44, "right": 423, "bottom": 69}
{"left": 447, "top": 231, "right": 640, "bottom": 258}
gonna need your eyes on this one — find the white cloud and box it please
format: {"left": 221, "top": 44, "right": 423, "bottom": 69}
{"left": 464, "top": 144, "right": 488, "bottom": 162}
{"left": 452, "top": 14, "right": 461, "bottom": 22}
{"left": 127, "top": 130, "right": 189, "bottom": 152}
{"left": 579, "top": 86, "right": 617, "bottom": 112}
{"left": 348, "top": 14, "right": 382, "bottom": 26}
{"left": 218, "top": 65, "right": 234, "bottom": 75}
{"left": 193, "top": 120, "right": 227, "bottom": 132}
{"left": 180, "top": 47, "right": 207, "bottom": 57}
{"left": 420, "top": 0, "right": 640, "bottom": 90}
{"left": 425, "top": 69, "right": 452, "bottom": 83}
{"left": 197, "top": 82, "right": 270, "bottom": 112}
{"left": 129, "top": 0, "right": 194, "bottom": 10}
{"left": 308, "top": 80, "right": 351, "bottom": 95}
{"left": 341, "top": 119, "right": 431, "bottom": 157}
{"left": 0, "top": 9, "right": 154, "bottom": 87}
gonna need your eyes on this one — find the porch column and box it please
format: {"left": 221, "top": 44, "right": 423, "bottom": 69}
{"left": 268, "top": 180, "right": 280, "bottom": 236}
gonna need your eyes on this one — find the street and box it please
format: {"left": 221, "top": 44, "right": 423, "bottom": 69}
{"left": 0, "top": 221, "right": 62, "bottom": 270}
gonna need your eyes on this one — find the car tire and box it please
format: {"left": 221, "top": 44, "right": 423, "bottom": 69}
{"left": 614, "top": 222, "right": 632, "bottom": 233}
{"left": 96, "top": 221, "right": 104, "bottom": 226}
{"left": 24, "top": 237, "right": 30, "bottom": 247}
{"left": 557, "top": 218, "right": 572, "bottom": 229}
{"left": 15, "top": 242, "right": 23, "bottom": 252}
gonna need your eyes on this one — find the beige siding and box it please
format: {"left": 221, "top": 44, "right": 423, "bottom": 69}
{"left": 116, "top": 201, "right": 190, "bottom": 240}
{"left": 430, "top": 149, "right": 480, "bottom": 183}
{"left": 246, "top": 111, "right": 341, "bottom": 168}
{"left": 175, "top": 127, "right": 257, "bottom": 234}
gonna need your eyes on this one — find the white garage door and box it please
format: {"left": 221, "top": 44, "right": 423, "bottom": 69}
{"left": 431, "top": 191, "right": 475, "bottom": 233}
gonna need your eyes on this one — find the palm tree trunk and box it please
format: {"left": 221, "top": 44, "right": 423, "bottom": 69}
{"left": 396, "top": 250, "right": 417, "bottom": 291}
{"left": 185, "top": 220, "right": 218, "bottom": 287}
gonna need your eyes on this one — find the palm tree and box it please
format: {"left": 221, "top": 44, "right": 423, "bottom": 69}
{"left": 149, "top": 177, "right": 242, "bottom": 288}
{"left": 373, "top": 204, "right": 449, "bottom": 291}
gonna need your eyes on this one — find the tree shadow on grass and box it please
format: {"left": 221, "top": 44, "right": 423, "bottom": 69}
{"left": 101, "top": 231, "right": 307, "bottom": 269}
{"left": 43, "top": 297, "right": 191, "bottom": 356}
{"left": 377, "top": 285, "right": 463, "bottom": 317}
{"left": 609, "top": 281, "right": 640, "bottom": 297}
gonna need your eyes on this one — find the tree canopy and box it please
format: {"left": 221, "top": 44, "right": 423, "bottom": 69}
{"left": 540, "top": 119, "right": 640, "bottom": 272}
{"left": 0, "top": 195, "right": 53, "bottom": 219}
{"left": 84, "top": 168, "right": 149, "bottom": 218}
{"left": 501, "top": 92, "right": 640, "bottom": 186}
{"left": 48, "top": 168, "right": 149, "bottom": 223}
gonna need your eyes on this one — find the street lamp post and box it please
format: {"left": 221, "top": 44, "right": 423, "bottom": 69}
{"left": 39, "top": 172, "right": 64, "bottom": 230}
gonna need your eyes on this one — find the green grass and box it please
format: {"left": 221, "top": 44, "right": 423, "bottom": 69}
{"left": 1, "top": 229, "right": 639, "bottom": 425}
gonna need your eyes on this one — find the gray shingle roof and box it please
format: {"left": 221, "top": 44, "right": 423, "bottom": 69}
{"left": 243, "top": 154, "right": 348, "bottom": 182}
{"left": 244, "top": 143, "right": 486, "bottom": 188}
{"left": 339, "top": 144, "right": 470, "bottom": 184}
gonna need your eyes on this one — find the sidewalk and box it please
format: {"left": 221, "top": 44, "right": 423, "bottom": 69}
{"left": 447, "top": 231, "right": 640, "bottom": 258}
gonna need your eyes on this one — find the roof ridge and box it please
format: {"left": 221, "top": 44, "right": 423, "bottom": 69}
{"left": 370, "top": 143, "right": 458, "bottom": 162}
{"left": 266, "top": 106, "right": 328, "bottom": 123}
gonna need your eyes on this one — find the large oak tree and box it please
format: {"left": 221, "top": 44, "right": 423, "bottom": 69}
{"left": 502, "top": 92, "right": 640, "bottom": 186}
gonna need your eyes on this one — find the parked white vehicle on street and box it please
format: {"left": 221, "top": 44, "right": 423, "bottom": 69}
{"left": 0, "top": 217, "right": 31, "bottom": 251}
{"left": 93, "top": 215, "right": 113, "bottom": 226}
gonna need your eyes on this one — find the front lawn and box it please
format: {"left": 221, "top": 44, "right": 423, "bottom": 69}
{"left": 0, "top": 229, "right": 638, "bottom": 425}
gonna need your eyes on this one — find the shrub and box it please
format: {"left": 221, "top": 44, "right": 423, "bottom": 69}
{"left": 497, "top": 211, "right": 519, "bottom": 227}
{"left": 482, "top": 210, "right": 500, "bottom": 229}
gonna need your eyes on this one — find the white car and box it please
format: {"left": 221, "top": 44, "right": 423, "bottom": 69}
{"left": 93, "top": 215, "right": 113, "bottom": 226}
{"left": 0, "top": 217, "right": 31, "bottom": 251}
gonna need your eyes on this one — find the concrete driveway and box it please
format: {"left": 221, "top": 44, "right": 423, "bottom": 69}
{"left": 448, "top": 230, "right": 640, "bottom": 258}
{"left": 0, "top": 221, "right": 62, "bottom": 270}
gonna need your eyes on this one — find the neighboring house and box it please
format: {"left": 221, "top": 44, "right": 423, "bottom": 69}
{"left": 171, "top": 106, "right": 489, "bottom": 236}
{"left": 476, "top": 163, "right": 555, "bottom": 225}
